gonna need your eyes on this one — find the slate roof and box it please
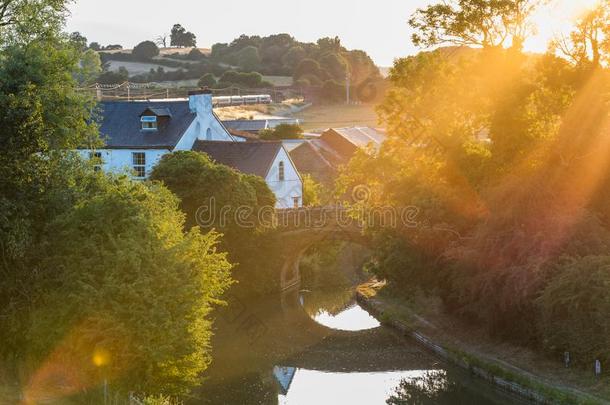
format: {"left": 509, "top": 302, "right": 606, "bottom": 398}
{"left": 222, "top": 119, "right": 270, "bottom": 133}
{"left": 143, "top": 107, "right": 172, "bottom": 117}
{"left": 289, "top": 141, "right": 336, "bottom": 185}
{"left": 98, "top": 101, "right": 195, "bottom": 149}
{"left": 227, "top": 128, "right": 261, "bottom": 141}
{"left": 193, "top": 141, "right": 283, "bottom": 178}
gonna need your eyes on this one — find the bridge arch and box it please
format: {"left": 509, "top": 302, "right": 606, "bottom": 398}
{"left": 275, "top": 207, "right": 370, "bottom": 290}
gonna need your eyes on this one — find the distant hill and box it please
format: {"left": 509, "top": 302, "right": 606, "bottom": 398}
{"left": 101, "top": 47, "right": 211, "bottom": 57}
{"left": 95, "top": 34, "right": 386, "bottom": 105}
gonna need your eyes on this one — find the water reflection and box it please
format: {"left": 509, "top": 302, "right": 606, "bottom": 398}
{"left": 195, "top": 288, "right": 527, "bottom": 405}
{"left": 387, "top": 370, "right": 504, "bottom": 405}
{"left": 312, "top": 302, "right": 380, "bottom": 331}
{"left": 301, "top": 289, "right": 380, "bottom": 331}
{"left": 275, "top": 369, "right": 441, "bottom": 405}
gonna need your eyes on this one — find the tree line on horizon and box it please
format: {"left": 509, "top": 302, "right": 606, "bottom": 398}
{"left": 70, "top": 27, "right": 384, "bottom": 102}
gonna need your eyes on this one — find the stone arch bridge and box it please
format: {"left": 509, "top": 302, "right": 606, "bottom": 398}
{"left": 274, "top": 207, "right": 371, "bottom": 290}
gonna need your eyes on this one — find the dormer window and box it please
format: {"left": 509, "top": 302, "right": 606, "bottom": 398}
{"left": 141, "top": 115, "right": 158, "bottom": 131}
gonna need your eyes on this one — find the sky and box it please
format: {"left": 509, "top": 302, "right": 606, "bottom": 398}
{"left": 65, "top": 0, "right": 595, "bottom": 67}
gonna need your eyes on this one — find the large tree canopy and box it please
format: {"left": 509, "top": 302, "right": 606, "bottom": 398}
{"left": 0, "top": 2, "right": 235, "bottom": 401}
{"left": 170, "top": 23, "right": 197, "bottom": 47}
{"left": 551, "top": 0, "right": 610, "bottom": 68}
{"left": 0, "top": 0, "right": 68, "bottom": 42}
{"left": 26, "top": 178, "right": 232, "bottom": 397}
{"left": 409, "top": 0, "right": 544, "bottom": 50}
{"left": 338, "top": 0, "right": 610, "bottom": 364}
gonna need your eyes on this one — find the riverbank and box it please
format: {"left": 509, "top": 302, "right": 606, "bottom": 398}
{"left": 356, "top": 282, "right": 610, "bottom": 405}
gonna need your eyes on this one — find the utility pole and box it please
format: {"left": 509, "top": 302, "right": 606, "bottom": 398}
{"left": 346, "top": 70, "right": 350, "bottom": 105}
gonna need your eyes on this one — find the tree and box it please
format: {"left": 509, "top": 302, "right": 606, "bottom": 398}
{"left": 88, "top": 41, "right": 101, "bottom": 51}
{"left": 150, "top": 151, "right": 283, "bottom": 296}
{"left": 302, "top": 174, "right": 324, "bottom": 206}
{"left": 69, "top": 31, "right": 87, "bottom": 51}
{"left": 170, "top": 23, "right": 197, "bottom": 47}
{"left": 155, "top": 33, "right": 169, "bottom": 48}
{"left": 236, "top": 45, "right": 262, "bottom": 71}
{"left": 220, "top": 71, "right": 266, "bottom": 88}
{"left": 133, "top": 40, "right": 160, "bottom": 60}
{"left": 150, "top": 151, "right": 274, "bottom": 236}
{"left": 317, "top": 36, "right": 343, "bottom": 53}
{"left": 320, "top": 79, "right": 346, "bottom": 103}
{"left": 97, "top": 66, "right": 129, "bottom": 84}
{"left": 188, "top": 48, "right": 205, "bottom": 60}
{"left": 345, "top": 49, "right": 381, "bottom": 84}
{"left": 537, "top": 256, "right": 610, "bottom": 365}
{"left": 409, "top": 0, "right": 544, "bottom": 50}
{"left": 551, "top": 1, "right": 610, "bottom": 68}
{"left": 282, "top": 45, "right": 306, "bottom": 69}
{"left": 198, "top": 73, "right": 217, "bottom": 88}
{"left": 0, "top": 0, "right": 68, "bottom": 42}
{"left": 74, "top": 48, "right": 102, "bottom": 85}
{"left": 319, "top": 52, "right": 349, "bottom": 80}
{"left": 259, "top": 124, "right": 304, "bottom": 140}
{"left": 0, "top": 6, "right": 100, "bottom": 365}
{"left": 26, "top": 177, "right": 233, "bottom": 396}
{"left": 294, "top": 58, "right": 324, "bottom": 81}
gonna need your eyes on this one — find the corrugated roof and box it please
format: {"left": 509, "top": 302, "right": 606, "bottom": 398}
{"left": 193, "top": 141, "right": 282, "bottom": 178}
{"left": 99, "top": 101, "right": 195, "bottom": 148}
{"left": 331, "top": 127, "right": 386, "bottom": 150}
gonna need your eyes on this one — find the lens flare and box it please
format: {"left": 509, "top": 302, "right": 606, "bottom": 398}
{"left": 93, "top": 349, "right": 110, "bottom": 368}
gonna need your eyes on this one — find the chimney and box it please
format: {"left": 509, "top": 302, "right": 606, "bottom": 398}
{"left": 188, "top": 87, "right": 213, "bottom": 115}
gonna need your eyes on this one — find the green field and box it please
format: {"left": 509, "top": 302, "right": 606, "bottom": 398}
{"left": 295, "top": 104, "right": 381, "bottom": 131}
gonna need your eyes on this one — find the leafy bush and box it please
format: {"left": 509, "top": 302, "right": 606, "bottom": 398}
{"left": 537, "top": 256, "right": 610, "bottom": 365}
{"left": 259, "top": 123, "right": 303, "bottom": 140}
{"left": 198, "top": 73, "right": 217, "bottom": 88}
{"left": 219, "top": 70, "right": 270, "bottom": 88}
{"left": 364, "top": 231, "right": 434, "bottom": 292}
{"left": 26, "top": 177, "right": 233, "bottom": 396}
{"left": 320, "top": 79, "right": 348, "bottom": 103}
{"left": 187, "top": 48, "right": 206, "bottom": 61}
{"left": 97, "top": 66, "right": 129, "bottom": 84}
{"left": 150, "top": 152, "right": 282, "bottom": 295}
{"left": 132, "top": 41, "right": 160, "bottom": 60}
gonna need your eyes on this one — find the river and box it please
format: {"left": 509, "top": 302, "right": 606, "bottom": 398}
{"left": 192, "top": 287, "right": 529, "bottom": 404}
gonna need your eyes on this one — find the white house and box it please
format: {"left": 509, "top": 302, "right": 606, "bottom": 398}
{"left": 82, "top": 89, "right": 303, "bottom": 208}
{"left": 193, "top": 141, "right": 303, "bottom": 208}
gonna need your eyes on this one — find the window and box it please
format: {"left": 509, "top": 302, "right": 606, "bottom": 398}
{"left": 278, "top": 161, "right": 285, "bottom": 181}
{"left": 206, "top": 128, "right": 212, "bottom": 141}
{"left": 89, "top": 151, "right": 102, "bottom": 172}
{"left": 132, "top": 152, "right": 146, "bottom": 178}
{"left": 293, "top": 197, "right": 300, "bottom": 208}
{"left": 141, "top": 115, "right": 158, "bottom": 130}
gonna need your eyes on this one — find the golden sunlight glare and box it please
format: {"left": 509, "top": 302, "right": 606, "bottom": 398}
{"left": 524, "top": 0, "right": 601, "bottom": 54}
